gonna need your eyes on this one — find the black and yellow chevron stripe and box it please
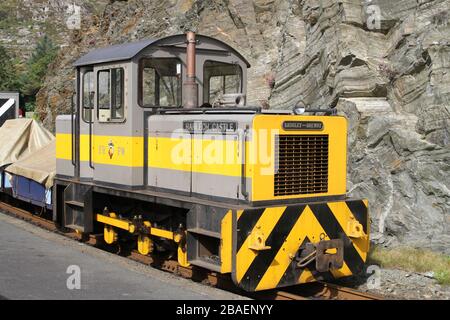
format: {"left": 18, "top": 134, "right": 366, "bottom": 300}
{"left": 232, "top": 200, "right": 369, "bottom": 292}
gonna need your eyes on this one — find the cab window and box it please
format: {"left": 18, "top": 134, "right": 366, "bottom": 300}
{"left": 97, "top": 68, "right": 125, "bottom": 122}
{"left": 82, "top": 71, "right": 94, "bottom": 123}
{"left": 203, "top": 61, "right": 242, "bottom": 104}
{"left": 139, "top": 58, "right": 182, "bottom": 108}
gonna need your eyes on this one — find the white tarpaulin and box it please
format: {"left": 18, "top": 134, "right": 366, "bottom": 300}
{"left": 0, "top": 118, "right": 54, "bottom": 168}
{"left": 6, "top": 140, "right": 56, "bottom": 189}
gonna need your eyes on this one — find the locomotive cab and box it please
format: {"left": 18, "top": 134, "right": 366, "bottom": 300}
{"left": 55, "top": 33, "right": 370, "bottom": 292}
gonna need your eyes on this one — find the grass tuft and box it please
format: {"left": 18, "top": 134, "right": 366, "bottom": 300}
{"left": 368, "top": 246, "right": 450, "bottom": 285}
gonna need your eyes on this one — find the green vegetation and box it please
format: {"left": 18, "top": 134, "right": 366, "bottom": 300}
{"left": 0, "top": 0, "right": 26, "bottom": 30}
{"left": 369, "top": 246, "right": 450, "bottom": 285}
{"left": 19, "top": 35, "right": 58, "bottom": 96}
{"left": 0, "top": 35, "right": 58, "bottom": 111}
{"left": 0, "top": 45, "right": 21, "bottom": 91}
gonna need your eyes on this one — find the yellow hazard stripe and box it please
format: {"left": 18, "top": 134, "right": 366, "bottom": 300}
{"left": 254, "top": 206, "right": 353, "bottom": 290}
{"left": 255, "top": 210, "right": 308, "bottom": 290}
{"left": 234, "top": 201, "right": 369, "bottom": 291}
{"left": 220, "top": 210, "right": 233, "bottom": 273}
{"left": 235, "top": 207, "right": 286, "bottom": 283}
{"left": 327, "top": 202, "right": 369, "bottom": 259}
{"left": 304, "top": 205, "right": 353, "bottom": 280}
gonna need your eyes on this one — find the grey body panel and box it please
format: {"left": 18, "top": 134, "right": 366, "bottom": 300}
{"left": 147, "top": 113, "right": 254, "bottom": 201}
{"left": 147, "top": 113, "right": 255, "bottom": 133}
{"left": 193, "top": 172, "right": 252, "bottom": 202}
{"left": 56, "top": 115, "right": 72, "bottom": 133}
{"left": 147, "top": 166, "right": 190, "bottom": 193}
{"left": 93, "top": 163, "right": 143, "bottom": 187}
{"left": 56, "top": 159, "right": 74, "bottom": 178}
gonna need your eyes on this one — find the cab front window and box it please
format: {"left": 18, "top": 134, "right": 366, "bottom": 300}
{"left": 203, "top": 61, "right": 242, "bottom": 105}
{"left": 139, "top": 58, "right": 182, "bottom": 108}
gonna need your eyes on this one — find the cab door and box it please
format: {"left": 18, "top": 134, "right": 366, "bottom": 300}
{"left": 79, "top": 67, "right": 94, "bottom": 180}
{"left": 92, "top": 63, "right": 143, "bottom": 187}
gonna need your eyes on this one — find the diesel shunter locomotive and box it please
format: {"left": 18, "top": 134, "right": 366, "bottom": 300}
{"left": 54, "top": 32, "right": 369, "bottom": 292}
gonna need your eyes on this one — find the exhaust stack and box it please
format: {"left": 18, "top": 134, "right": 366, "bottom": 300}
{"left": 183, "top": 31, "right": 198, "bottom": 109}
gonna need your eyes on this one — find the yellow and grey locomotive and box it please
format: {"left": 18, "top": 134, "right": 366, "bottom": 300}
{"left": 54, "top": 32, "right": 369, "bottom": 292}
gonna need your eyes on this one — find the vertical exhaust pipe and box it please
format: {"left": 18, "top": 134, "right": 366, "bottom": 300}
{"left": 183, "top": 31, "right": 198, "bottom": 109}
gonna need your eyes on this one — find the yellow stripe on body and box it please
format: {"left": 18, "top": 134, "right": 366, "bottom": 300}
{"left": 56, "top": 133, "right": 73, "bottom": 160}
{"left": 56, "top": 133, "right": 144, "bottom": 167}
{"left": 56, "top": 133, "right": 91, "bottom": 162}
{"left": 148, "top": 136, "right": 251, "bottom": 177}
{"left": 93, "top": 135, "right": 144, "bottom": 167}
{"left": 80, "top": 134, "right": 91, "bottom": 162}
{"left": 236, "top": 206, "right": 287, "bottom": 283}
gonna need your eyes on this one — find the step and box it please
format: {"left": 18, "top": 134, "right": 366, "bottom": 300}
{"left": 65, "top": 224, "right": 85, "bottom": 232}
{"left": 189, "top": 258, "right": 221, "bottom": 273}
{"left": 187, "top": 227, "right": 221, "bottom": 239}
{"left": 65, "top": 200, "right": 84, "bottom": 208}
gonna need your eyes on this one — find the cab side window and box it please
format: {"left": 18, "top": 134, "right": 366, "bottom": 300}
{"left": 97, "top": 68, "right": 125, "bottom": 122}
{"left": 82, "top": 71, "right": 94, "bottom": 123}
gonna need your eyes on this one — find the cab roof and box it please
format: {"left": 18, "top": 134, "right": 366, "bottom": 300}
{"left": 73, "top": 34, "right": 251, "bottom": 68}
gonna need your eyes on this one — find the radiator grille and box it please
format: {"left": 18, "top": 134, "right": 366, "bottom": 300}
{"left": 274, "top": 135, "right": 329, "bottom": 196}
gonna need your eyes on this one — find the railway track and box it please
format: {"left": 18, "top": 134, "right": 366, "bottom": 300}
{"left": 0, "top": 200, "right": 382, "bottom": 301}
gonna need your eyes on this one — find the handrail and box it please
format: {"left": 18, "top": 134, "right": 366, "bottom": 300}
{"left": 88, "top": 97, "right": 94, "bottom": 169}
{"left": 240, "top": 126, "right": 249, "bottom": 200}
{"left": 71, "top": 94, "right": 76, "bottom": 166}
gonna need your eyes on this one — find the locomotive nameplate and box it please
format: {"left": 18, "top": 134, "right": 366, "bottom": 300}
{"left": 282, "top": 121, "right": 323, "bottom": 131}
{"left": 183, "top": 120, "right": 238, "bottom": 133}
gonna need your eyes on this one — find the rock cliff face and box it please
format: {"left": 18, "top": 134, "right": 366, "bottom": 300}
{"left": 2, "top": 0, "right": 449, "bottom": 252}
{"left": 0, "top": 0, "right": 108, "bottom": 59}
